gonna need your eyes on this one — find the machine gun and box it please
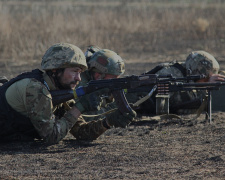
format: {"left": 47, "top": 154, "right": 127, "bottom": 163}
{"left": 127, "top": 80, "right": 225, "bottom": 122}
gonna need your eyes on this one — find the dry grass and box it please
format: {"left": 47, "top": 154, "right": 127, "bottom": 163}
{"left": 0, "top": 0, "right": 225, "bottom": 69}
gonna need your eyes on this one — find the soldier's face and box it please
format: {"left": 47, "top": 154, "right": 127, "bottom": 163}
{"left": 58, "top": 67, "right": 82, "bottom": 89}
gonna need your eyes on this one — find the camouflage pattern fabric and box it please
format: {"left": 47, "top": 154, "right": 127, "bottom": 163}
{"left": 5, "top": 74, "right": 78, "bottom": 144}
{"left": 74, "top": 47, "right": 126, "bottom": 122}
{"left": 156, "top": 62, "right": 206, "bottom": 114}
{"left": 185, "top": 51, "right": 220, "bottom": 77}
{"left": 5, "top": 72, "right": 108, "bottom": 143}
{"left": 88, "top": 49, "right": 125, "bottom": 76}
{"left": 76, "top": 71, "right": 116, "bottom": 122}
{"left": 84, "top": 45, "right": 101, "bottom": 62}
{"left": 41, "top": 43, "right": 88, "bottom": 71}
{"left": 69, "top": 117, "right": 107, "bottom": 140}
{"left": 69, "top": 71, "right": 109, "bottom": 139}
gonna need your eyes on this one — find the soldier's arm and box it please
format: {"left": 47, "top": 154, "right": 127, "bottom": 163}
{"left": 70, "top": 100, "right": 136, "bottom": 141}
{"left": 70, "top": 99, "right": 125, "bottom": 140}
{"left": 69, "top": 117, "right": 108, "bottom": 141}
{"left": 25, "top": 80, "right": 80, "bottom": 144}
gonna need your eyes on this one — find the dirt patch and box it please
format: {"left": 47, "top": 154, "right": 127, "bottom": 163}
{"left": 1, "top": 52, "right": 225, "bottom": 180}
{"left": 0, "top": 112, "right": 225, "bottom": 179}
{"left": 1, "top": 46, "right": 225, "bottom": 180}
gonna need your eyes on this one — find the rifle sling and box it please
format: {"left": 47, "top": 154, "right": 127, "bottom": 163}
{"left": 81, "top": 108, "right": 117, "bottom": 118}
{"left": 195, "top": 97, "right": 208, "bottom": 119}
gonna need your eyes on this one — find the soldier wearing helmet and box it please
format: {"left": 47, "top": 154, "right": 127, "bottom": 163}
{"left": 127, "top": 50, "right": 225, "bottom": 116}
{"left": 0, "top": 43, "right": 136, "bottom": 144}
{"left": 69, "top": 46, "right": 126, "bottom": 123}
{"left": 185, "top": 51, "right": 223, "bottom": 83}
{"left": 79, "top": 45, "right": 125, "bottom": 87}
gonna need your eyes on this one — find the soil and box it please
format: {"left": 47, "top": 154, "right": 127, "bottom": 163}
{"left": 0, "top": 59, "right": 225, "bottom": 180}
{"left": 0, "top": 113, "right": 225, "bottom": 179}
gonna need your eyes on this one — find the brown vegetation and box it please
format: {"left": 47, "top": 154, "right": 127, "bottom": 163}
{"left": 0, "top": 1, "right": 225, "bottom": 179}
{"left": 1, "top": 0, "right": 225, "bottom": 77}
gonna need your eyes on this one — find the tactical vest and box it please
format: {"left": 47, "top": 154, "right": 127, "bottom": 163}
{"left": 0, "top": 69, "right": 45, "bottom": 141}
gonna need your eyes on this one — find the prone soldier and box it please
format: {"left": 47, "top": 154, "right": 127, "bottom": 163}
{"left": 126, "top": 50, "right": 225, "bottom": 115}
{"left": 73, "top": 45, "right": 125, "bottom": 122}
{"left": 0, "top": 43, "right": 136, "bottom": 144}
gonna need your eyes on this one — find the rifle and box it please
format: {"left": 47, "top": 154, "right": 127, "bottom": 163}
{"left": 50, "top": 74, "right": 206, "bottom": 114}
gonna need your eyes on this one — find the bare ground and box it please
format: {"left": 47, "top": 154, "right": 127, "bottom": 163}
{"left": 0, "top": 112, "right": 225, "bottom": 179}
{"left": 1, "top": 58, "right": 225, "bottom": 179}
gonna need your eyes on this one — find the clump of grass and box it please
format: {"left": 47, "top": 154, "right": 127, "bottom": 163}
{"left": 192, "top": 18, "right": 209, "bottom": 33}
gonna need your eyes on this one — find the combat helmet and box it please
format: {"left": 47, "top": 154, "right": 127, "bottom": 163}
{"left": 84, "top": 45, "right": 101, "bottom": 62}
{"left": 88, "top": 49, "right": 125, "bottom": 76}
{"left": 41, "top": 43, "right": 87, "bottom": 71}
{"left": 185, "top": 51, "right": 220, "bottom": 77}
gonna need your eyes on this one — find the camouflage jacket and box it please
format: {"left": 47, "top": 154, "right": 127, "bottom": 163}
{"left": 4, "top": 70, "right": 107, "bottom": 144}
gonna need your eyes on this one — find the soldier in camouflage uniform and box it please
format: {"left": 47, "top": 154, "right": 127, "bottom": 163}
{"left": 81, "top": 45, "right": 125, "bottom": 86}
{"left": 127, "top": 50, "right": 225, "bottom": 115}
{"left": 0, "top": 43, "right": 136, "bottom": 144}
{"left": 75, "top": 46, "right": 125, "bottom": 122}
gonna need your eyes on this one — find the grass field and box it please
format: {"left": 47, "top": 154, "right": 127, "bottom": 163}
{"left": 1, "top": 0, "right": 225, "bottom": 77}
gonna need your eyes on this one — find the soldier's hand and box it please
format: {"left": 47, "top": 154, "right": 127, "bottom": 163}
{"left": 208, "top": 74, "right": 225, "bottom": 82}
{"left": 74, "top": 88, "right": 110, "bottom": 113}
{"left": 105, "top": 109, "right": 137, "bottom": 128}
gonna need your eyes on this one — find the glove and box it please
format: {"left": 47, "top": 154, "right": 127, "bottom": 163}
{"left": 74, "top": 88, "right": 110, "bottom": 113}
{"left": 105, "top": 109, "right": 137, "bottom": 128}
